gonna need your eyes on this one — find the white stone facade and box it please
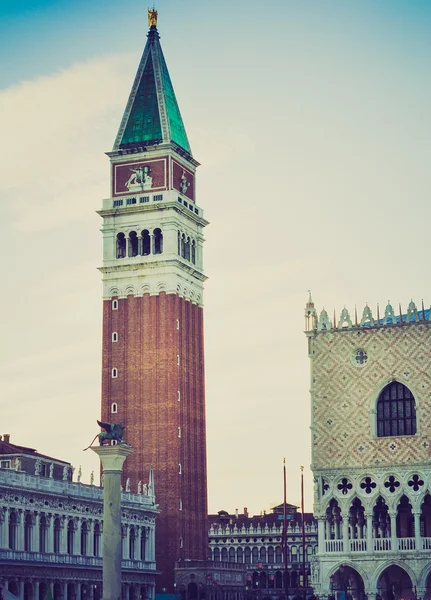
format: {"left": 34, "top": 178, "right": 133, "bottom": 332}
{"left": 98, "top": 147, "right": 208, "bottom": 305}
{"left": 208, "top": 508, "right": 318, "bottom": 596}
{"left": 0, "top": 467, "right": 157, "bottom": 600}
{"left": 306, "top": 300, "right": 431, "bottom": 600}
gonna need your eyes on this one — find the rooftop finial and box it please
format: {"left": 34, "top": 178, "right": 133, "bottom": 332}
{"left": 148, "top": 7, "right": 158, "bottom": 28}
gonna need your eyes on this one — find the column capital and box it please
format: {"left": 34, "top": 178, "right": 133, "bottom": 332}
{"left": 91, "top": 443, "right": 134, "bottom": 472}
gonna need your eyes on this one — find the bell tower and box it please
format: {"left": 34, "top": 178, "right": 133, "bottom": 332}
{"left": 99, "top": 9, "right": 209, "bottom": 591}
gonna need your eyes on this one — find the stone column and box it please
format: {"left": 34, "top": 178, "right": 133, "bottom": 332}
{"left": 60, "top": 518, "right": 68, "bottom": 554}
{"left": 126, "top": 524, "right": 131, "bottom": 559}
{"left": 366, "top": 513, "right": 373, "bottom": 552}
{"left": 19, "top": 580, "right": 25, "bottom": 600}
{"left": 413, "top": 510, "right": 421, "bottom": 551}
{"left": 317, "top": 517, "right": 325, "bottom": 554}
{"left": 47, "top": 515, "right": 54, "bottom": 554}
{"left": 34, "top": 513, "right": 40, "bottom": 553}
{"left": 17, "top": 511, "right": 25, "bottom": 551}
{"left": 341, "top": 511, "right": 349, "bottom": 552}
{"left": 389, "top": 511, "right": 397, "bottom": 552}
{"left": 1, "top": 508, "right": 8, "bottom": 548}
{"left": 88, "top": 521, "right": 94, "bottom": 557}
{"left": 35, "top": 582, "right": 40, "bottom": 600}
{"left": 92, "top": 444, "right": 134, "bottom": 600}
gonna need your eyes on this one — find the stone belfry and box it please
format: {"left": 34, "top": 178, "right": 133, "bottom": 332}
{"left": 98, "top": 9, "right": 209, "bottom": 591}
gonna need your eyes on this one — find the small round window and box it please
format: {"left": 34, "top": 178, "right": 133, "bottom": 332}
{"left": 354, "top": 348, "right": 368, "bottom": 366}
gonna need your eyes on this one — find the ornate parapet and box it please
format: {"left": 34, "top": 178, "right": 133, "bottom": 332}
{"left": 305, "top": 299, "right": 429, "bottom": 334}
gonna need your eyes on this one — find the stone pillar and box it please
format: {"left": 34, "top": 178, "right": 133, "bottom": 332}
{"left": 317, "top": 518, "right": 325, "bottom": 554}
{"left": 389, "top": 511, "right": 397, "bottom": 552}
{"left": 19, "top": 581, "right": 25, "bottom": 600}
{"left": 17, "top": 511, "right": 25, "bottom": 551}
{"left": 88, "top": 521, "right": 94, "bottom": 557}
{"left": 413, "top": 510, "right": 421, "bottom": 551}
{"left": 47, "top": 515, "right": 54, "bottom": 554}
{"left": 76, "top": 583, "right": 81, "bottom": 600}
{"left": 341, "top": 511, "right": 349, "bottom": 552}
{"left": 366, "top": 513, "right": 373, "bottom": 552}
{"left": 1, "top": 508, "right": 8, "bottom": 548}
{"left": 35, "top": 582, "right": 40, "bottom": 600}
{"left": 92, "top": 444, "right": 134, "bottom": 600}
{"left": 60, "top": 518, "right": 68, "bottom": 554}
{"left": 34, "top": 513, "right": 41, "bottom": 553}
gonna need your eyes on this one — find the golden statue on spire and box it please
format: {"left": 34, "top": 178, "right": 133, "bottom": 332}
{"left": 148, "top": 7, "right": 158, "bottom": 27}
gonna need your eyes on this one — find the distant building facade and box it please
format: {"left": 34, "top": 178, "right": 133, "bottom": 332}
{"left": 0, "top": 435, "right": 157, "bottom": 600}
{"left": 306, "top": 297, "right": 431, "bottom": 600}
{"left": 208, "top": 505, "right": 317, "bottom": 598}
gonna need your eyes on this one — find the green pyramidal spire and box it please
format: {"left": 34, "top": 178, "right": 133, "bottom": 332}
{"left": 113, "top": 19, "right": 191, "bottom": 154}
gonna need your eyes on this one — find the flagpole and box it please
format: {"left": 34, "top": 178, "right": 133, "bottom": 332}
{"left": 283, "top": 458, "right": 289, "bottom": 600}
{"left": 301, "top": 466, "right": 307, "bottom": 600}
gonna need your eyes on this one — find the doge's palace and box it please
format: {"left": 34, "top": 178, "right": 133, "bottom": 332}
{"left": 305, "top": 296, "right": 431, "bottom": 600}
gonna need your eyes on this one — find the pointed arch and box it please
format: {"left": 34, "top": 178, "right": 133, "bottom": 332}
{"left": 376, "top": 382, "right": 416, "bottom": 438}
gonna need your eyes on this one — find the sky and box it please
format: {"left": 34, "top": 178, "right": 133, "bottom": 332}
{"left": 0, "top": 0, "right": 430, "bottom": 515}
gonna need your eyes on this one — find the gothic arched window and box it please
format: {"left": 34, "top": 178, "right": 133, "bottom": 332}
{"left": 377, "top": 382, "right": 416, "bottom": 437}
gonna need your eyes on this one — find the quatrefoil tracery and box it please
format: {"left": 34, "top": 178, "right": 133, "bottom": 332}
{"left": 337, "top": 478, "right": 353, "bottom": 495}
{"left": 408, "top": 474, "right": 424, "bottom": 491}
{"left": 360, "top": 477, "right": 377, "bottom": 494}
{"left": 384, "top": 475, "right": 400, "bottom": 493}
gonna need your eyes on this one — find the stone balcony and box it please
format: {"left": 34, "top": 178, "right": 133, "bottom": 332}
{"left": 0, "top": 548, "right": 156, "bottom": 570}
{"left": 324, "top": 536, "right": 431, "bottom": 553}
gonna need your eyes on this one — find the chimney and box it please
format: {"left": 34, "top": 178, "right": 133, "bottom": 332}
{"left": 244, "top": 507, "right": 248, "bottom": 517}
{"left": 235, "top": 508, "right": 239, "bottom": 518}
{"left": 3, "top": 434, "right": 10, "bottom": 444}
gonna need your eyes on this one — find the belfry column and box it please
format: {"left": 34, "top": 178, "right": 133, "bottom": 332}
{"left": 92, "top": 444, "right": 133, "bottom": 600}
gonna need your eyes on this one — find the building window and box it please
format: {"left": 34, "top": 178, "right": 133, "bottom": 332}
{"left": 116, "top": 233, "right": 126, "bottom": 259}
{"left": 9, "top": 512, "right": 17, "bottom": 550}
{"left": 177, "top": 355, "right": 180, "bottom": 366}
{"left": 191, "top": 240, "right": 196, "bottom": 265}
{"left": 128, "top": 231, "right": 139, "bottom": 257}
{"left": 179, "top": 499, "right": 183, "bottom": 511}
{"left": 140, "top": 529, "right": 146, "bottom": 560}
{"left": 93, "top": 523, "right": 101, "bottom": 557}
{"left": 377, "top": 381, "right": 416, "bottom": 437}
{"left": 39, "top": 516, "right": 47, "bottom": 553}
{"left": 141, "top": 229, "right": 151, "bottom": 256}
{"left": 129, "top": 527, "right": 136, "bottom": 560}
{"left": 67, "top": 520, "right": 75, "bottom": 555}
{"left": 111, "top": 403, "right": 118, "bottom": 414}
{"left": 112, "top": 299, "right": 118, "bottom": 310}
{"left": 178, "top": 463, "right": 182, "bottom": 475}
{"left": 54, "top": 518, "right": 61, "bottom": 553}
{"left": 185, "top": 237, "right": 191, "bottom": 261}
{"left": 0, "top": 460, "right": 11, "bottom": 469}
{"left": 24, "top": 514, "right": 33, "bottom": 552}
{"left": 179, "top": 536, "right": 183, "bottom": 549}
{"left": 112, "top": 332, "right": 118, "bottom": 342}
{"left": 81, "top": 522, "right": 88, "bottom": 556}
{"left": 177, "top": 391, "right": 181, "bottom": 401}
{"left": 176, "top": 319, "right": 180, "bottom": 330}
{"left": 112, "top": 368, "right": 118, "bottom": 378}
{"left": 153, "top": 228, "right": 163, "bottom": 255}
{"left": 178, "top": 427, "right": 181, "bottom": 438}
